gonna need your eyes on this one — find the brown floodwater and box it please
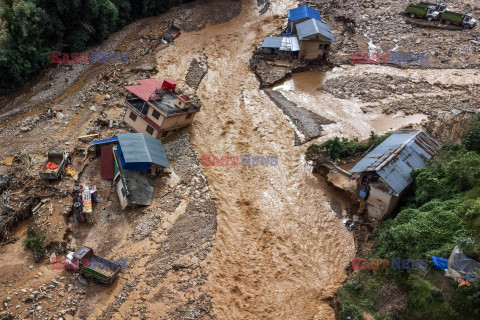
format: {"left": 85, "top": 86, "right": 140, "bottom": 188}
{"left": 155, "top": 0, "right": 355, "bottom": 319}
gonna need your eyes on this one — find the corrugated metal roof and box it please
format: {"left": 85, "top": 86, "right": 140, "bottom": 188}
{"left": 117, "top": 133, "right": 170, "bottom": 168}
{"left": 90, "top": 137, "right": 119, "bottom": 145}
{"left": 288, "top": 5, "right": 321, "bottom": 22}
{"left": 261, "top": 36, "right": 300, "bottom": 51}
{"left": 125, "top": 79, "right": 163, "bottom": 102}
{"left": 350, "top": 129, "right": 441, "bottom": 194}
{"left": 297, "top": 18, "right": 335, "bottom": 42}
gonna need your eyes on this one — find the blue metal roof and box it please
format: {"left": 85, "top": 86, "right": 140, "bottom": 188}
{"left": 117, "top": 133, "right": 170, "bottom": 169}
{"left": 90, "top": 137, "right": 119, "bottom": 145}
{"left": 288, "top": 5, "right": 321, "bottom": 22}
{"left": 350, "top": 129, "right": 441, "bottom": 194}
{"left": 297, "top": 18, "right": 335, "bottom": 42}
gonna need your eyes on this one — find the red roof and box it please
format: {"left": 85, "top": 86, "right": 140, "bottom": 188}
{"left": 178, "top": 94, "right": 192, "bottom": 103}
{"left": 125, "top": 79, "right": 163, "bottom": 102}
{"left": 163, "top": 78, "right": 178, "bottom": 85}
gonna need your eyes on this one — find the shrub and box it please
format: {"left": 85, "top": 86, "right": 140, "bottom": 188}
{"left": 22, "top": 231, "right": 45, "bottom": 255}
{"left": 462, "top": 115, "right": 480, "bottom": 153}
{"left": 340, "top": 301, "right": 364, "bottom": 320}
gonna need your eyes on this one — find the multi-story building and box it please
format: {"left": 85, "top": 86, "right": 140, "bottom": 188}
{"left": 123, "top": 78, "right": 200, "bottom": 139}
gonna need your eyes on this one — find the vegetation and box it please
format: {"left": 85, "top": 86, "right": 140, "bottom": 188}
{"left": 306, "top": 132, "right": 392, "bottom": 160}
{"left": 22, "top": 231, "right": 46, "bottom": 256}
{"left": 0, "top": 0, "right": 186, "bottom": 94}
{"left": 462, "top": 114, "right": 480, "bottom": 153}
{"left": 338, "top": 141, "right": 480, "bottom": 319}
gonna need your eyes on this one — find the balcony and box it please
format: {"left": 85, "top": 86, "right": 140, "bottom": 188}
{"left": 125, "top": 98, "right": 149, "bottom": 116}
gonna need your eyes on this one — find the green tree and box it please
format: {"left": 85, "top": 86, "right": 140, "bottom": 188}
{"left": 463, "top": 115, "right": 480, "bottom": 153}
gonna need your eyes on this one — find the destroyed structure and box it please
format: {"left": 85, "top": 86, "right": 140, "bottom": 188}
{"left": 123, "top": 78, "right": 200, "bottom": 139}
{"left": 350, "top": 129, "right": 441, "bottom": 220}
{"left": 91, "top": 133, "right": 170, "bottom": 209}
{"left": 260, "top": 5, "right": 335, "bottom": 61}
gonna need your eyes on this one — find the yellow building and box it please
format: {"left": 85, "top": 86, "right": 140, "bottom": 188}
{"left": 123, "top": 78, "right": 200, "bottom": 139}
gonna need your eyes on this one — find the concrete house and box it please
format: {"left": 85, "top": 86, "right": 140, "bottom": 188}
{"left": 288, "top": 5, "right": 321, "bottom": 33}
{"left": 123, "top": 78, "right": 200, "bottom": 140}
{"left": 296, "top": 18, "right": 335, "bottom": 61}
{"left": 350, "top": 129, "right": 441, "bottom": 220}
{"left": 111, "top": 133, "right": 170, "bottom": 209}
{"left": 261, "top": 36, "right": 300, "bottom": 59}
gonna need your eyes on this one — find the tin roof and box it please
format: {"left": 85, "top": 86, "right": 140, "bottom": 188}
{"left": 117, "top": 133, "right": 170, "bottom": 168}
{"left": 288, "top": 5, "right": 321, "bottom": 22}
{"left": 350, "top": 129, "right": 441, "bottom": 194}
{"left": 125, "top": 79, "right": 164, "bottom": 102}
{"left": 297, "top": 18, "right": 335, "bottom": 42}
{"left": 262, "top": 36, "right": 300, "bottom": 51}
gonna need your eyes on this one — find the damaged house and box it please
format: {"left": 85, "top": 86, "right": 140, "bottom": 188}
{"left": 260, "top": 5, "right": 334, "bottom": 62}
{"left": 93, "top": 133, "right": 170, "bottom": 209}
{"left": 261, "top": 36, "right": 300, "bottom": 59}
{"left": 113, "top": 133, "right": 170, "bottom": 209}
{"left": 350, "top": 129, "right": 441, "bottom": 220}
{"left": 123, "top": 78, "right": 200, "bottom": 140}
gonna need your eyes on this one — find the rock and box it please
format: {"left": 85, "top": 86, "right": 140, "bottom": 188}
{"left": 104, "top": 94, "right": 111, "bottom": 100}
{"left": 20, "top": 126, "right": 31, "bottom": 132}
{"left": 90, "top": 106, "right": 96, "bottom": 111}
{"left": 416, "top": 39, "right": 421, "bottom": 44}
{"left": 16, "top": 305, "right": 20, "bottom": 309}
{"left": 21, "top": 289, "right": 27, "bottom": 294}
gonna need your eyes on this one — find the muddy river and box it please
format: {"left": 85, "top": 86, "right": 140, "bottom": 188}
{"left": 157, "top": 0, "right": 356, "bottom": 319}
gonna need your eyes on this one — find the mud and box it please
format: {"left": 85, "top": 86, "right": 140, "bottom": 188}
{"left": 264, "top": 89, "right": 335, "bottom": 145}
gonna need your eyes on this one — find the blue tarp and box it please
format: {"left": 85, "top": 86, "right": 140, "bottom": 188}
{"left": 432, "top": 256, "right": 448, "bottom": 270}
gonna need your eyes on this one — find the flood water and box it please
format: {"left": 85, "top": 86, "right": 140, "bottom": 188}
{"left": 155, "top": 0, "right": 355, "bottom": 319}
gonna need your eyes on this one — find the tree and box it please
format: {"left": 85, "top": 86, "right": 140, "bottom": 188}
{"left": 463, "top": 115, "right": 480, "bottom": 153}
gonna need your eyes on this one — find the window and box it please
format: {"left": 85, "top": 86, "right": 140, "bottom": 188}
{"left": 152, "top": 109, "right": 161, "bottom": 120}
{"left": 186, "top": 113, "right": 193, "bottom": 119}
{"left": 146, "top": 125, "right": 155, "bottom": 135}
{"left": 162, "top": 131, "right": 169, "bottom": 137}
{"left": 129, "top": 111, "right": 137, "bottom": 121}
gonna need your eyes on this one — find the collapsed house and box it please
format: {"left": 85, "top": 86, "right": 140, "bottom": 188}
{"left": 261, "top": 36, "right": 300, "bottom": 59}
{"left": 91, "top": 133, "right": 170, "bottom": 209}
{"left": 260, "top": 5, "right": 334, "bottom": 62}
{"left": 350, "top": 129, "right": 441, "bottom": 220}
{"left": 123, "top": 78, "right": 200, "bottom": 140}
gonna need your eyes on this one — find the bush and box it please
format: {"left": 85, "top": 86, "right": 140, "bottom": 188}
{"left": 307, "top": 132, "right": 392, "bottom": 160}
{"left": 462, "top": 115, "right": 480, "bottom": 153}
{"left": 340, "top": 301, "right": 364, "bottom": 320}
{"left": 22, "top": 231, "right": 45, "bottom": 255}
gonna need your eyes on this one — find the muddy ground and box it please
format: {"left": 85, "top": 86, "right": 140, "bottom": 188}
{"left": 0, "top": 0, "right": 479, "bottom": 319}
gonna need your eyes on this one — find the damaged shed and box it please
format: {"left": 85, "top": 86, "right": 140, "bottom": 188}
{"left": 350, "top": 129, "right": 441, "bottom": 220}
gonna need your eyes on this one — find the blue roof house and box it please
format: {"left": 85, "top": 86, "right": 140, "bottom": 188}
{"left": 288, "top": 5, "right": 321, "bottom": 33}
{"left": 116, "top": 133, "right": 170, "bottom": 172}
{"left": 296, "top": 18, "right": 335, "bottom": 61}
{"left": 112, "top": 133, "right": 170, "bottom": 209}
{"left": 349, "top": 129, "right": 441, "bottom": 220}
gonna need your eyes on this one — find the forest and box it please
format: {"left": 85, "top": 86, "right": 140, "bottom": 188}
{"left": 0, "top": 0, "right": 189, "bottom": 94}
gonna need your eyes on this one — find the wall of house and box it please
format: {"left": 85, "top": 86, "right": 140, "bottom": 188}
{"left": 124, "top": 109, "right": 159, "bottom": 137}
{"left": 116, "top": 179, "right": 129, "bottom": 210}
{"left": 366, "top": 184, "right": 397, "bottom": 220}
{"left": 299, "top": 40, "right": 329, "bottom": 60}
